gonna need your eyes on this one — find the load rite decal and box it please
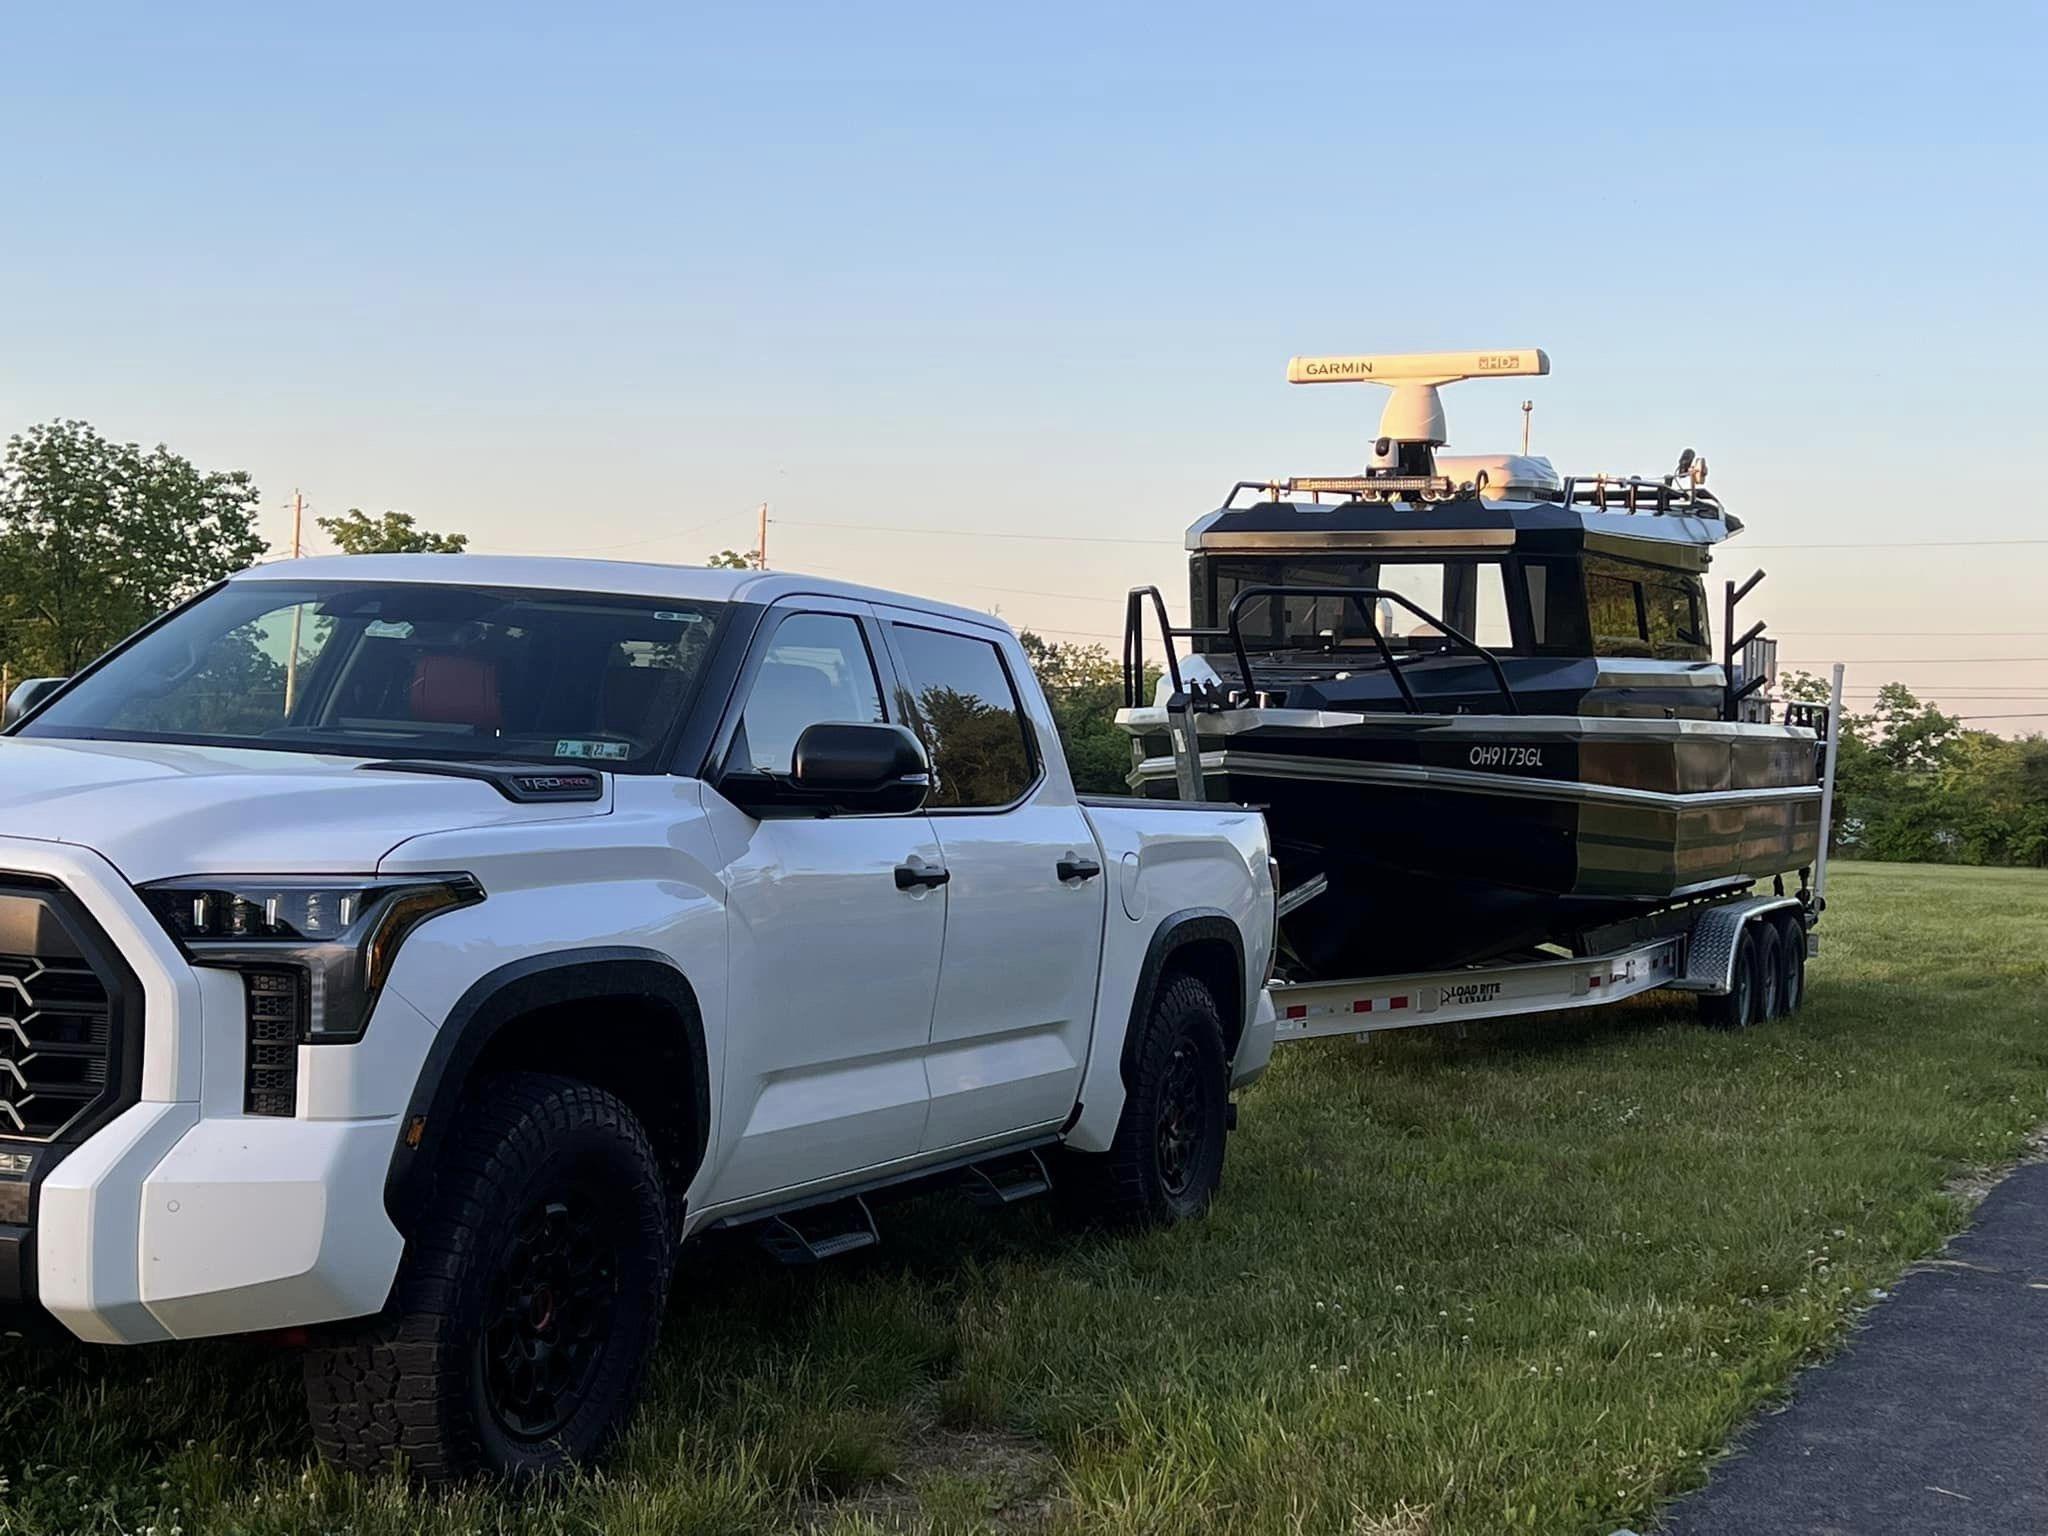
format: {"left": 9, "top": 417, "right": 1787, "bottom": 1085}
{"left": 1442, "top": 981, "right": 1504, "bottom": 1006}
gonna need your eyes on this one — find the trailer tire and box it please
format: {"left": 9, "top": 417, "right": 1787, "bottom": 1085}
{"left": 304, "top": 1071, "right": 673, "bottom": 1483}
{"left": 1699, "top": 926, "right": 1762, "bottom": 1030}
{"left": 1754, "top": 923, "right": 1784, "bottom": 1020}
{"left": 1774, "top": 913, "right": 1807, "bottom": 1014}
{"left": 1056, "top": 972, "right": 1230, "bottom": 1229}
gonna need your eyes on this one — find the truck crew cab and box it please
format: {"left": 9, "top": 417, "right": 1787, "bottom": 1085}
{"left": 0, "top": 556, "right": 1276, "bottom": 1480}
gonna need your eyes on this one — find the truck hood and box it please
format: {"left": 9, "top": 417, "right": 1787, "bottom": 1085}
{"left": 0, "top": 738, "right": 609, "bottom": 883}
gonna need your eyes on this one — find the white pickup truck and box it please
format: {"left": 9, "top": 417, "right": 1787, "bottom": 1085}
{"left": 0, "top": 556, "right": 1276, "bottom": 1480}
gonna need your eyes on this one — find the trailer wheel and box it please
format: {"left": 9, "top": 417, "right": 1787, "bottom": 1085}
{"left": 1699, "top": 925, "right": 1762, "bottom": 1030}
{"left": 1056, "top": 972, "right": 1230, "bottom": 1228}
{"left": 1774, "top": 913, "right": 1807, "bottom": 1014}
{"left": 1754, "top": 923, "right": 1784, "bottom": 1020}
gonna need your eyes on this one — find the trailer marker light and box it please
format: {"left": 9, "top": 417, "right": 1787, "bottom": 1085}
{"left": 1285, "top": 1003, "right": 1308, "bottom": 1019}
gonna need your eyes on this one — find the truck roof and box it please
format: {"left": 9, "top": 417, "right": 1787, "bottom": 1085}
{"left": 234, "top": 554, "right": 1012, "bottom": 634}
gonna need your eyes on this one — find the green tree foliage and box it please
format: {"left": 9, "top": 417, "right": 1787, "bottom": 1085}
{"left": 317, "top": 508, "right": 468, "bottom": 554}
{"left": 1781, "top": 670, "right": 2046, "bottom": 866}
{"left": 706, "top": 549, "right": 757, "bottom": 570}
{"left": 1017, "top": 630, "right": 1150, "bottom": 795}
{"left": 0, "top": 420, "right": 268, "bottom": 676}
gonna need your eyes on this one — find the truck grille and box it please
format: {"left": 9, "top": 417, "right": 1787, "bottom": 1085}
{"left": 0, "top": 884, "right": 135, "bottom": 1144}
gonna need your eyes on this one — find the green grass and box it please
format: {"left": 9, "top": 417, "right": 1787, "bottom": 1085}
{"left": 4, "top": 862, "right": 2046, "bottom": 1535}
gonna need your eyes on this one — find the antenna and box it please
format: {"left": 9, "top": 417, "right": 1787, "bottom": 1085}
{"left": 1287, "top": 348, "right": 1549, "bottom": 475}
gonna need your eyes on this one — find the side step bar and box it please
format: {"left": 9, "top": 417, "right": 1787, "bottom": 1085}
{"left": 963, "top": 1148, "right": 1052, "bottom": 1207}
{"left": 757, "top": 1197, "right": 882, "bottom": 1265}
{"left": 748, "top": 1146, "right": 1058, "bottom": 1266}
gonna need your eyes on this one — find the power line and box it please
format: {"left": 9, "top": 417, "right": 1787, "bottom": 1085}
{"left": 1743, "top": 538, "right": 2048, "bottom": 550}
{"left": 1776, "top": 630, "right": 2048, "bottom": 638}
{"left": 775, "top": 518, "right": 1176, "bottom": 547}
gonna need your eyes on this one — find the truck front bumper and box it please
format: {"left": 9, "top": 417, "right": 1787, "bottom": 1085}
{"left": 0, "top": 835, "right": 407, "bottom": 1343}
{"left": 19, "top": 1101, "right": 406, "bottom": 1343}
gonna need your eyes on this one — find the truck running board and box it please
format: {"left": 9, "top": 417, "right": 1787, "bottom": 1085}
{"left": 962, "top": 1148, "right": 1052, "bottom": 1207}
{"left": 756, "top": 1197, "right": 881, "bottom": 1265}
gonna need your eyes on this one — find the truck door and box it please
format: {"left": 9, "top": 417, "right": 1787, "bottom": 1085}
{"left": 702, "top": 601, "right": 944, "bottom": 1204}
{"left": 877, "top": 614, "right": 1106, "bottom": 1150}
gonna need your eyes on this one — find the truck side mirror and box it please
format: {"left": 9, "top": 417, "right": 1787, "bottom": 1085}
{"left": 719, "top": 721, "right": 931, "bottom": 817}
{"left": 4, "top": 677, "right": 68, "bottom": 728}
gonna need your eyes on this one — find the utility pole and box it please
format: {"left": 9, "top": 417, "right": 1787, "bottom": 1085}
{"left": 756, "top": 502, "right": 770, "bottom": 570}
{"left": 1521, "top": 400, "right": 1533, "bottom": 456}
{"left": 284, "top": 490, "right": 306, "bottom": 715}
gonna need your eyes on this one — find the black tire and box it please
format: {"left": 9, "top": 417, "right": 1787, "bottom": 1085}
{"left": 1754, "top": 923, "right": 1784, "bottom": 1021}
{"left": 304, "top": 1072, "right": 673, "bottom": 1483}
{"left": 1056, "top": 972, "right": 1231, "bottom": 1228}
{"left": 1775, "top": 913, "right": 1807, "bottom": 1014}
{"left": 1698, "top": 925, "right": 1761, "bottom": 1030}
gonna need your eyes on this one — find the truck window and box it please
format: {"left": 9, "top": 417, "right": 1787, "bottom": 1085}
{"left": 888, "top": 625, "right": 1036, "bottom": 809}
{"left": 21, "top": 581, "right": 726, "bottom": 770}
{"left": 734, "top": 612, "right": 885, "bottom": 773}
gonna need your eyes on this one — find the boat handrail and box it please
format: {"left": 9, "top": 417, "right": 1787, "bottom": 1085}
{"left": 1215, "top": 474, "right": 1726, "bottom": 517}
{"left": 1118, "top": 584, "right": 1520, "bottom": 717}
{"left": 1221, "top": 586, "right": 1521, "bottom": 717}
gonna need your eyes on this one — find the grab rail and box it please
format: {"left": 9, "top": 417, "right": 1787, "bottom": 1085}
{"left": 1119, "top": 584, "right": 1520, "bottom": 717}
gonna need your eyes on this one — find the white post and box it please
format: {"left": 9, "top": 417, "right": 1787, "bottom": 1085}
{"left": 283, "top": 489, "right": 306, "bottom": 716}
{"left": 1812, "top": 662, "right": 1846, "bottom": 906}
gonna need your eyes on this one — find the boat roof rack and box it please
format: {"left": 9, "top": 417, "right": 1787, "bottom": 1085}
{"left": 1219, "top": 471, "right": 1727, "bottom": 520}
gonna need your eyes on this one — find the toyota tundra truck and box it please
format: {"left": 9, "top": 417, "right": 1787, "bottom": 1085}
{"left": 0, "top": 555, "right": 1276, "bottom": 1481}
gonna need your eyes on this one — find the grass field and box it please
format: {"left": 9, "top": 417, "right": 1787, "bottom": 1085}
{"left": 3, "top": 861, "right": 2046, "bottom": 1536}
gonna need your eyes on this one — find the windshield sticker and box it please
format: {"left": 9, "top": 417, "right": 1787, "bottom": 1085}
{"left": 556, "top": 739, "right": 630, "bottom": 761}
{"left": 651, "top": 610, "right": 705, "bottom": 624}
{"left": 364, "top": 620, "right": 415, "bottom": 639}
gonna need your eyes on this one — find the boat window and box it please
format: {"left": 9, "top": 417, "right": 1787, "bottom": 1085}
{"left": 1203, "top": 556, "right": 1511, "bottom": 655}
{"left": 1585, "top": 561, "right": 1649, "bottom": 656}
{"left": 1643, "top": 576, "right": 1711, "bottom": 661}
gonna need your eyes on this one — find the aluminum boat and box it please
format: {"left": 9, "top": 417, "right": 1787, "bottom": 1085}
{"left": 1117, "top": 348, "right": 1826, "bottom": 976}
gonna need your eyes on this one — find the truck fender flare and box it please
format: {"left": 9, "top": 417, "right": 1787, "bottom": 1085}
{"left": 381, "top": 946, "right": 710, "bottom": 1237}
{"left": 1119, "top": 909, "right": 1246, "bottom": 1087}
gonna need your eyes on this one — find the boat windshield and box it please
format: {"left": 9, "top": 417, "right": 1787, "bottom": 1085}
{"left": 16, "top": 580, "right": 728, "bottom": 772}
{"left": 1199, "top": 555, "right": 1514, "bottom": 657}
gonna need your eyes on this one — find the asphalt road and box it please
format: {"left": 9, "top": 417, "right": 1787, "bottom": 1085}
{"left": 1657, "top": 1160, "right": 2048, "bottom": 1536}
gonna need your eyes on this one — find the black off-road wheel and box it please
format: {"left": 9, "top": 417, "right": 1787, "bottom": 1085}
{"left": 1056, "top": 972, "right": 1231, "bottom": 1228}
{"left": 1699, "top": 926, "right": 1762, "bottom": 1031}
{"left": 304, "top": 1072, "right": 673, "bottom": 1483}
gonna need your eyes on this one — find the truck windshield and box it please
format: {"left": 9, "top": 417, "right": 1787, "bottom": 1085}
{"left": 15, "top": 580, "right": 728, "bottom": 772}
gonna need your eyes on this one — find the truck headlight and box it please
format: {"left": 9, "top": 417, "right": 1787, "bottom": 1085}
{"left": 140, "top": 875, "right": 484, "bottom": 1044}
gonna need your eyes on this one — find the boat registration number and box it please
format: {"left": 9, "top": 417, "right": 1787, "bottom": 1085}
{"left": 1468, "top": 745, "right": 1545, "bottom": 770}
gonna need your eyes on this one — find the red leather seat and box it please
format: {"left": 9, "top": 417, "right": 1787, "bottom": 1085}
{"left": 409, "top": 654, "right": 501, "bottom": 730}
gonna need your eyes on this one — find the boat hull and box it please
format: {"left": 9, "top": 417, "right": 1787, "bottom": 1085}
{"left": 1127, "top": 713, "right": 1822, "bottom": 974}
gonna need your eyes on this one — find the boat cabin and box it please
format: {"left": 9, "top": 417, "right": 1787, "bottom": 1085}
{"left": 1171, "top": 351, "right": 1741, "bottom": 720}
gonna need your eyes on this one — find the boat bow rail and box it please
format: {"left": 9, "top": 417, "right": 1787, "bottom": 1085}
{"left": 1119, "top": 583, "right": 1518, "bottom": 717}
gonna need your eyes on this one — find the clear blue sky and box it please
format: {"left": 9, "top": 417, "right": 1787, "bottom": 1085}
{"left": 4, "top": 2, "right": 2044, "bottom": 723}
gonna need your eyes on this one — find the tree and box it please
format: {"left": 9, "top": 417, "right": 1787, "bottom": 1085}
{"left": 317, "top": 508, "right": 468, "bottom": 555}
{"left": 706, "top": 549, "right": 758, "bottom": 570}
{"left": 1017, "top": 630, "right": 1149, "bottom": 794}
{"left": 1779, "top": 670, "right": 2046, "bottom": 867}
{"left": 0, "top": 419, "right": 268, "bottom": 675}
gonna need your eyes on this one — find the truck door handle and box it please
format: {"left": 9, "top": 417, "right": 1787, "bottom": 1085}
{"left": 1056, "top": 856, "right": 1102, "bottom": 882}
{"left": 894, "top": 862, "right": 951, "bottom": 890}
